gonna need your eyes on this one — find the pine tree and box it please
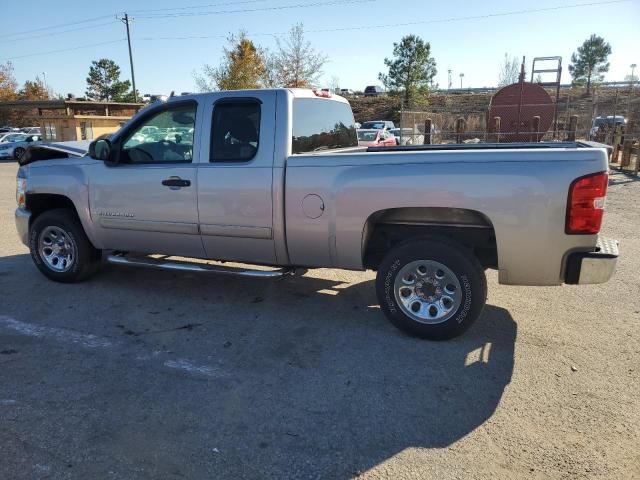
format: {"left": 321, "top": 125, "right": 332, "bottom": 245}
{"left": 378, "top": 35, "right": 437, "bottom": 105}
{"left": 569, "top": 35, "right": 611, "bottom": 94}
{"left": 85, "top": 59, "right": 132, "bottom": 101}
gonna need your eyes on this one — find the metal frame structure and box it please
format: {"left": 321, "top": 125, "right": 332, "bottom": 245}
{"left": 531, "top": 56, "right": 563, "bottom": 139}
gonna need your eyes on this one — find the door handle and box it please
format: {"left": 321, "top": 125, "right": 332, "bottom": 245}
{"left": 162, "top": 177, "right": 191, "bottom": 188}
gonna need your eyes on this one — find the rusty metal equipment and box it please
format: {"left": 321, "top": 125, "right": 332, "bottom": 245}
{"left": 488, "top": 56, "right": 561, "bottom": 142}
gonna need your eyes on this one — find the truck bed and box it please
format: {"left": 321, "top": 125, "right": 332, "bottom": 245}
{"left": 367, "top": 141, "right": 611, "bottom": 153}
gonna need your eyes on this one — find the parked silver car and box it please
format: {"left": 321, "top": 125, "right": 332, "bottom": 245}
{"left": 0, "top": 134, "right": 42, "bottom": 160}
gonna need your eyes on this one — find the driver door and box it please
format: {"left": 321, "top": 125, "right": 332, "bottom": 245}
{"left": 89, "top": 100, "right": 205, "bottom": 258}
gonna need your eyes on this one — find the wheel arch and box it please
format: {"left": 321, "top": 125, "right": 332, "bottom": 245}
{"left": 362, "top": 207, "right": 498, "bottom": 270}
{"left": 26, "top": 193, "right": 100, "bottom": 249}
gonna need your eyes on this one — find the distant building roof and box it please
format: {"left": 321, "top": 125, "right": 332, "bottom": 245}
{"left": 0, "top": 100, "right": 144, "bottom": 109}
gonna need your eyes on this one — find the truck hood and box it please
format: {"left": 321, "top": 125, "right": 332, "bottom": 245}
{"left": 18, "top": 140, "right": 91, "bottom": 166}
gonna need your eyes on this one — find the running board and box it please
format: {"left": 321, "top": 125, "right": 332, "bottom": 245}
{"left": 106, "top": 254, "right": 294, "bottom": 278}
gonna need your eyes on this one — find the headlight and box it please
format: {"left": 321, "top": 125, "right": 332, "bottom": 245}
{"left": 16, "top": 178, "right": 26, "bottom": 208}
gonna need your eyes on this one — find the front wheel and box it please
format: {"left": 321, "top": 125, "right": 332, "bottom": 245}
{"left": 29, "top": 209, "right": 101, "bottom": 283}
{"left": 375, "top": 238, "right": 487, "bottom": 340}
{"left": 13, "top": 147, "right": 25, "bottom": 160}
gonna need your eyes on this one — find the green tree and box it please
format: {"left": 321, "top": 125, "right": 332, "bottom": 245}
{"left": 569, "top": 34, "right": 611, "bottom": 94}
{"left": 19, "top": 76, "right": 50, "bottom": 100}
{"left": 195, "top": 32, "right": 266, "bottom": 91}
{"left": 268, "top": 23, "right": 326, "bottom": 88}
{"left": 378, "top": 35, "right": 437, "bottom": 105}
{"left": 86, "top": 59, "right": 132, "bottom": 101}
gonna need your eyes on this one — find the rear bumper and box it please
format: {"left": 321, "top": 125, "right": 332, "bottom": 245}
{"left": 15, "top": 207, "right": 31, "bottom": 247}
{"left": 565, "top": 237, "right": 618, "bottom": 285}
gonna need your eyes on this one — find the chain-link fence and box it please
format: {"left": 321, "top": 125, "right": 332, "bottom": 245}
{"left": 393, "top": 86, "right": 640, "bottom": 149}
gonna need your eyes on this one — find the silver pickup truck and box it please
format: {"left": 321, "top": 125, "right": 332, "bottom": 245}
{"left": 14, "top": 89, "right": 618, "bottom": 340}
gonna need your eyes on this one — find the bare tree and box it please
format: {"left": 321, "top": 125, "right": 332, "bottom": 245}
{"left": 498, "top": 53, "right": 520, "bottom": 87}
{"left": 260, "top": 51, "right": 279, "bottom": 88}
{"left": 328, "top": 75, "right": 340, "bottom": 93}
{"left": 267, "top": 23, "right": 326, "bottom": 88}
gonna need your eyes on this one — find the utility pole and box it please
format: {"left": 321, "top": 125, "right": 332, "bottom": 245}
{"left": 117, "top": 13, "right": 137, "bottom": 102}
{"left": 459, "top": 73, "right": 464, "bottom": 89}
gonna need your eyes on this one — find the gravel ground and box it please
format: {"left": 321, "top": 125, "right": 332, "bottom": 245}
{"left": 0, "top": 160, "right": 638, "bottom": 480}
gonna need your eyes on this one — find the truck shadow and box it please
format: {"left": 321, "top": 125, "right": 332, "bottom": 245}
{"left": 0, "top": 254, "right": 516, "bottom": 478}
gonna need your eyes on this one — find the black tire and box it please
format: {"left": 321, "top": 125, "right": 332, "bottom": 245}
{"left": 29, "top": 209, "right": 101, "bottom": 283}
{"left": 13, "top": 147, "right": 25, "bottom": 160}
{"left": 375, "top": 237, "right": 487, "bottom": 340}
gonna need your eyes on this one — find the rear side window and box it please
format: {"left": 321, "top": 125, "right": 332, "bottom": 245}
{"left": 210, "top": 100, "right": 261, "bottom": 162}
{"left": 292, "top": 99, "right": 357, "bottom": 154}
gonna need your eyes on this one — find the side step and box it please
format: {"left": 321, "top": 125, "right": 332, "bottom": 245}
{"left": 106, "top": 254, "right": 294, "bottom": 278}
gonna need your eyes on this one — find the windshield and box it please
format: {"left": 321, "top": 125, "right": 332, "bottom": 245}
{"left": 357, "top": 130, "right": 378, "bottom": 141}
{"left": 361, "top": 122, "right": 385, "bottom": 129}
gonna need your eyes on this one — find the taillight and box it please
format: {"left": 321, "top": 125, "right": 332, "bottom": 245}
{"left": 313, "top": 89, "right": 332, "bottom": 98}
{"left": 566, "top": 171, "right": 608, "bottom": 234}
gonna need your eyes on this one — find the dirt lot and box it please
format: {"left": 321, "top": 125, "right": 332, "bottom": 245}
{"left": 0, "top": 160, "right": 638, "bottom": 480}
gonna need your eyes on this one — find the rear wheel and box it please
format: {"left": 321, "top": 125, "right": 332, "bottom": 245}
{"left": 29, "top": 209, "right": 101, "bottom": 283}
{"left": 13, "top": 147, "right": 25, "bottom": 160}
{"left": 375, "top": 238, "right": 487, "bottom": 340}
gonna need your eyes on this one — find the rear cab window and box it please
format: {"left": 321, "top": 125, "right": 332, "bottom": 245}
{"left": 210, "top": 100, "right": 261, "bottom": 163}
{"left": 291, "top": 98, "right": 357, "bottom": 154}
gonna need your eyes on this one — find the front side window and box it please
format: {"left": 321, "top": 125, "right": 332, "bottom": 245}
{"left": 4, "top": 134, "right": 26, "bottom": 143}
{"left": 292, "top": 99, "right": 357, "bottom": 154}
{"left": 121, "top": 103, "right": 196, "bottom": 164}
{"left": 210, "top": 100, "right": 261, "bottom": 163}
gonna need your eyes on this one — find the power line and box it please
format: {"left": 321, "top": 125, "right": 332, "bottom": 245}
{"left": 134, "top": 0, "right": 375, "bottom": 19}
{"left": 2, "top": 39, "right": 126, "bottom": 61}
{"left": 137, "top": 0, "right": 630, "bottom": 40}
{"left": 128, "top": 0, "right": 267, "bottom": 14}
{"left": 2, "top": 0, "right": 630, "bottom": 62}
{"left": 0, "top": 0, "right": 369, "bottom": 42}
{"left": 2, "top": 22, "right": 115, "bottom": 44}
{"left": 0, "top": 14, "right": 114, "bottom": 39}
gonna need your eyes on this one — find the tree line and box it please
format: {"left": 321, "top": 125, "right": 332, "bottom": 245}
{"left": 193, "top": 24, "right": 438, "bottom": 107}
{"left": 0, "top": 30, "right": 620, "bottom": 113}
{"left": 0, "top": 62, "right": 51, "bottom": 102}
{"left": 193, "top": 24, "right": 327, "bottom": 91}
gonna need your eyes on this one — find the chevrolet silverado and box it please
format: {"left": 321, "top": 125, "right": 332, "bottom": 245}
{"left": 14, "top": 89, "right": 618, "bottom": 339}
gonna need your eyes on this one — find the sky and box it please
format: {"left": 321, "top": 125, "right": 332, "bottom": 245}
{"left": 1, "top": 0, "right": 638, "bottom": 97}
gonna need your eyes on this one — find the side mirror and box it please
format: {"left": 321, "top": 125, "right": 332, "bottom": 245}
{"left": 89, "top": 139, "right": 112, "bottom": 162}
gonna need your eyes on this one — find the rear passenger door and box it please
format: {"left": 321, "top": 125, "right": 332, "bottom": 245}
{"left": 197, "top": 91, "right": 277, "bottom": 265}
